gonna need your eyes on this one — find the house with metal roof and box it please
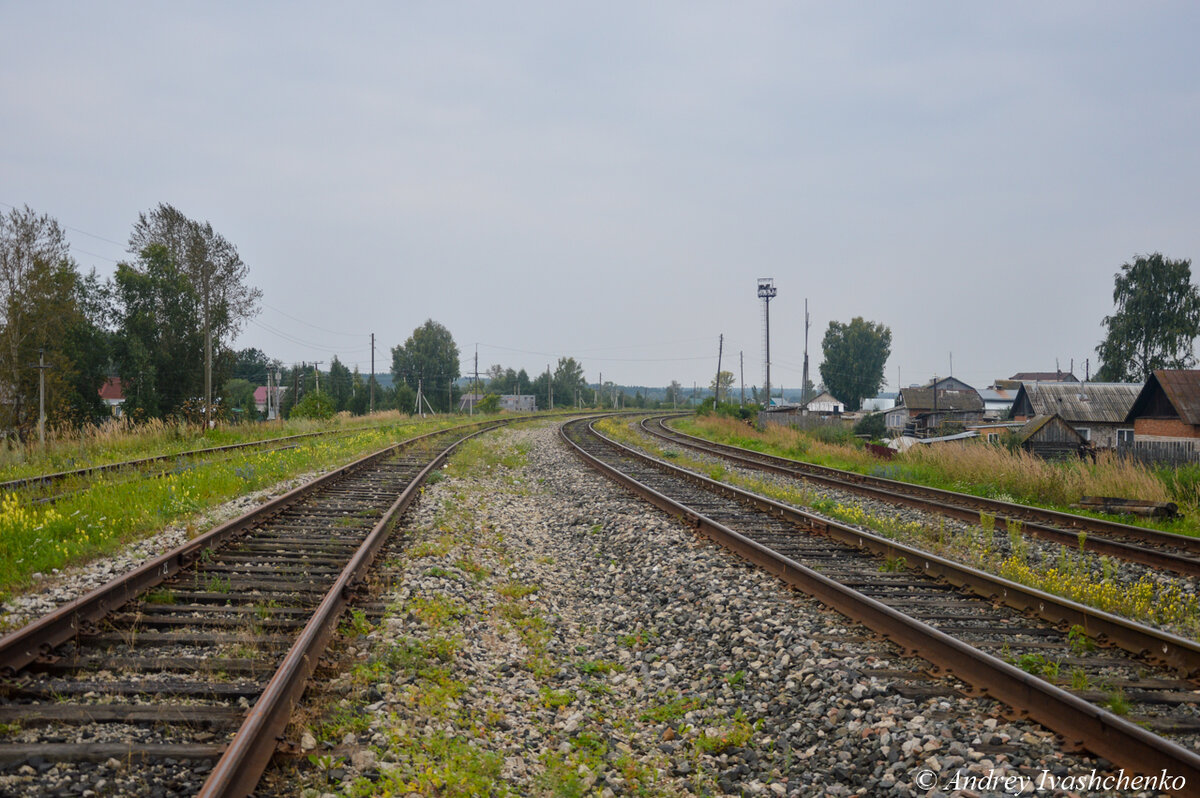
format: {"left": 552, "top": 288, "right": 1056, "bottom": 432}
{"left": 886, "top": 384, "right": 984, "bottom": 436}
{"left": 1124, "top": 370, "right": 1200, "bottom": 463}
{"left": 1008, "top": 382, "right": 1139, "bottom": 449}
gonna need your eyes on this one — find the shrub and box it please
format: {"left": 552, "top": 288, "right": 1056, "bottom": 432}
{"left": 290, "top": 392, "right": 336, "bottom": 420}
{"left": 853, "top": 412, "right": 886, "bottom": 439}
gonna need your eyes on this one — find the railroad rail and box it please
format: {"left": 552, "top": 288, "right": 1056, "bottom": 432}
{"left": 562, "top": 416, "right": 1200, "bottom": 789}
{"left": 0, "top": 424, "right": 391, "bottom": 499}
{"left": 0, "top": 417, "right": 517, "bottom": 797}
{"left": 641, "top": 415, "right": 1200, "bottom": 578}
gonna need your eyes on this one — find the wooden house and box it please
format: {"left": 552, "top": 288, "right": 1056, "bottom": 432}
{"left": 886, "top": 383, "right": 984, "bottom": 436}
{"left": 800, "top": 390, "right": 845, "bottom": 415}
{"left": 1016, "top": 414, "right": 1087, "bottom": 460}
{"left": 1008, "top": 382, "right": 1138, "bottom": 449}
{"left": 1124, "top": 370, "right": 1200, "bottom": 463}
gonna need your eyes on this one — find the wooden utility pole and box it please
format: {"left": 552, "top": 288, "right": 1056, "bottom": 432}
{"left": 369, "top": 333, "right": 375, "bottom": 414}
{"left": 740, "top": 351, "right": 745, "bottom": 407}
{"left": 313, "top": 362, "right": 324, "bottom": 394}
{"left": 36, "top": 349, "right": 49, "bottom": 445}
{"left": 473, "top": 345, "right": 479, "bottom": 416}
{"left": 714, "top": 334, "right": 724, "bottom": 405}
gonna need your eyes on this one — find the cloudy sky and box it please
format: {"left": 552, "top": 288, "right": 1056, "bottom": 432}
{"left": 4, "top": 3, "right": 1198, "bottom": 393}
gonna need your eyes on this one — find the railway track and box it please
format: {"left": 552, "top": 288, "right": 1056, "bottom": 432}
{"left": 0, "top": 424, "right": 392, "bottom": 503}
{"left": 563, "top": 416, "right": 1200, "bottom": 788}
{"left": 0, "top": 418, "right": 514, "bottom": 797}
{"left": 642, "top": 415, "right": 1200, "bottom": 578}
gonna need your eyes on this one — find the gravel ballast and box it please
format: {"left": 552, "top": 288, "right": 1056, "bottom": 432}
{"left": 278, "top": 423, "right": 1169, "bottom": 797}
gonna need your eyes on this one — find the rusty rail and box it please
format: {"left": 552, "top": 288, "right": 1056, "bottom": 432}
{"left": 644, "top": 416, "right": 1200, "bottom": 577}
{"left": 563, "top": 417, "right": 1200, "bottom": 787}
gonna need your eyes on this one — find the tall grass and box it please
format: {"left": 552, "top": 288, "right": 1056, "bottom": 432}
{"left": 0, "top": 410, "right": 412, "bottom": 481}
{"left": 677, "top": 415, "right": 1189, "bottom": 526}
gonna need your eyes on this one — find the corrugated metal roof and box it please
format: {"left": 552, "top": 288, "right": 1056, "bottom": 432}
{"left": 1010, "top": 372, "right": 1079, "bottom": 382}
{"left": 1022, "top": 382, "right": 1139, "bottom": 423}
{"left": 899, "top": 387, "right": 983, "bottom": 412}
{"left": 1153, "top": 370, "right": 1200, "bottom": 426}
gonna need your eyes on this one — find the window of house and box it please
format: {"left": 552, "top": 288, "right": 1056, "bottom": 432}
{"left": 1077, "top": 428, "right": 1091, "bottom": 441}
{"left": 1117, "top": 428, "right": 1134, "bottom": 445}
{"left": 987, "top": 432, "right": 999, "bottom": 443}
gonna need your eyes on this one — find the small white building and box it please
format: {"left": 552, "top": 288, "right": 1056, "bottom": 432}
{"left": 802, "top": 391, "right": 845, "bottom": 415}
{"left": 500, "top": 394, "right": 537, "bottom": 412}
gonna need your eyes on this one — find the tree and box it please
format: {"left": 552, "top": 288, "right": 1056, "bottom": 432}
{"left": 710, "top": 371, "right": 734, "bottom": 400}
{"left": 113, "top": 245, "right": 206, "bottom": 420}
{"left": 819, "top": 317, "right": 891, "bottom": 411}
{"left": 1096, "top": 253, "right": 1200, "bottom": 382}
{"left": 552, "top": 357, "right": 587, "bottom": 408}
{"left": 129, "top": 203, "right": 261, "bottom": 425}
{"left": 328, "top": 356, "right": 353, "bottom": 412}
{"left": 222, "top": 378, "right": 258, "bottom": 420}
{"left": 0, "top": 206, "right": 115, "bottom": 435}
{"left": 391, "top": 320, "right": 460, "bottom": 412}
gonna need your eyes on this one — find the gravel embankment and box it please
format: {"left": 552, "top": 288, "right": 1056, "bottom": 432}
{"left": 279, "top": 424, "right": 1164, "bottom": 798}
{"left": 629, "top": 422, "right": 1200, "bottom": 640}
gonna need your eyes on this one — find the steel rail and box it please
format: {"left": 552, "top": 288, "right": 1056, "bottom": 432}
{"left": 561, "top": 417, "right": 1200, "bottom": 787}
{"left": 0, "top": 424, "right": 394, "bottom": 494}
{"left": 196, "top": 421, "right": 500, "bottom": 797}
{"left": 0, "top": 419, "right": 502, "bottom": 676}
{"left": 645, "top": 416, "right": 1200, "bottom": 577}
{"left": 612, "top": 417, "right": 1200, "bottom": 674}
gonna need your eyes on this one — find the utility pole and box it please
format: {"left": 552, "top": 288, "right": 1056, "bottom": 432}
{"left": 369, "top": 333, "right": 375, "bottom": 415}
{"left": 448, "top": 378, "right": 452, "bottom": 414}
{"left": 35, "top": 349, "right": 49, "bottom": 445}
{"left": 802, "top": 298, "right": 810, "bottom": 404}
{"left": 740, "top": 351, "right": 745, "bottom": 407}
{"left": 714, "top": 334, "right": 724, "bottom": 405}
{"left": 416, "top": 378, "right": 424, "bottom": 417}
{"left": 547, "top": 364, "right": 553, "bottom": 411}
{"left": 758, "top": 278, "right": 777, "bottom": 407}
{"left": 473, "top": 345, "right": 479, "bottom": 416}
{"left": 313, "top": 362, "right": 324, "bottom": 394}
{"left": 598, "top": 372, "right": 602, "bottom": 408}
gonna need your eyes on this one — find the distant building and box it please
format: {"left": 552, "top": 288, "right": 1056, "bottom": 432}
{"left": 799, "top": 391, "right": 845, "bottom": 415}
{"left": 99, "top": 378, "right": 124, "bottom": 417}
{"left": 458, "top": 393, "right": 484, "bottom": 413}
{"left": 1015, "top": 414, "right": 1088, "bottom": 460}
{"left": 500, "top": 395, "right": 537, "bottom": 412}
{"left": 887, "top": 382, "right": 984, "bottom": 436}
{"left": 1124, "top": 370, "right": 1200, "bottom": 463}
{"left": 1008, "top": 382, "right": 1139, "bottom": 449}
{"left": 254, "top": 385, "right": 284, "bottom": 419}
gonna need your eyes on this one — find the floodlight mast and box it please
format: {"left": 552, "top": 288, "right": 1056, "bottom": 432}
{"left": 757, "top": 278, "right": 777, "bottom": 407}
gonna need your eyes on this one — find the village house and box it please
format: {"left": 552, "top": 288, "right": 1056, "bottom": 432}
{"left": 1124, "top": 370, "right": 1200, "bottom": 463}
{"left": 885, "top": 380, "right": 984, "bottom": 437}
{"left": 1014, "top": 414, "right": 1088, "bottom": 460}
{"left": 1008, "top": 382, "right": 1138, "bottom": 449}
{"left": 254, "top": 385, "right": 284, "bottom": 419}
{"left": 799, "top": 390, "right": 845, "bottom": 415}
{"left": 99, "top": 378, "right": 125, "bottom": 417}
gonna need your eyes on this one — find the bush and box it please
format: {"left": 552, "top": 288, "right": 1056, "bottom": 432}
{"left": 290, "top": 392, "right": 336, "bottom": 420}
{"left": 853, "top": 412, "right": 886, "bottom": 439}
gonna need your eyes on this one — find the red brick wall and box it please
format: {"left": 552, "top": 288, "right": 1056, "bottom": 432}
{"left": 1133, "top": 418, "right": 1200, "bottom": 439}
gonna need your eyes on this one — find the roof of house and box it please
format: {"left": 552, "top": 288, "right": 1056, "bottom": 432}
{"left": 1016, "top": 413, "right": 1087, "bottom": 444}
{"left": 898, "top": 387, "right": 984, "bottom": 412}
{"left": 1127, "top": 370, "right": 1200, "bottom": 425}
{"left": 1009, "top": 371, "right": 1080, "bottom": 382}
{"left": 802, "top": 390, "right": 843, "bottom": 407}
{"left": 1014, "top": 382, "right": 1140, "bottom": 424}
{"left": 99, "top": 377, "right": 123, "bottom": 401}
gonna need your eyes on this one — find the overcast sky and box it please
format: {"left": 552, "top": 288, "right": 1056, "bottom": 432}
{"left": 4, "top": 3, "right": 1199, "bottom": 393}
